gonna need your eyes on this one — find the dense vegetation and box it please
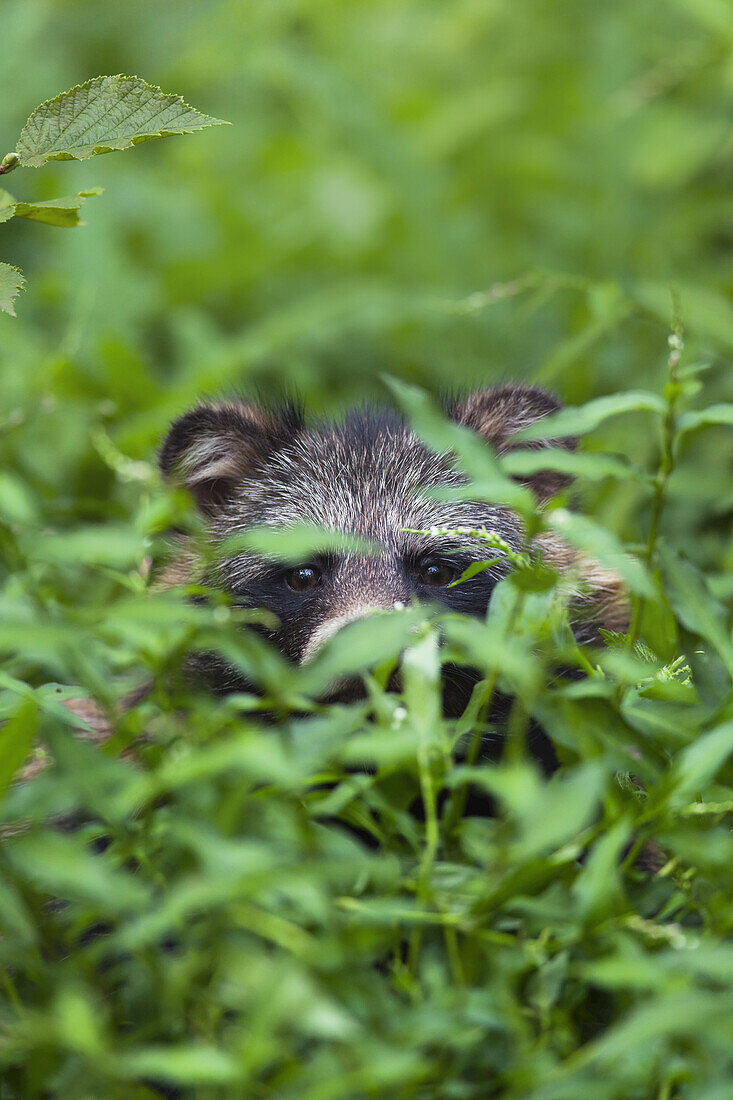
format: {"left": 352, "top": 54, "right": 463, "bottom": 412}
{"left": 1, "top": 2, "right": 733, "bottom": 1096}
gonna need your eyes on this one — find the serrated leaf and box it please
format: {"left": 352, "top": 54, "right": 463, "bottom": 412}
{"left": 16, "top": 75, "right": 228, "bottom": 168}
{"left": 0, "top": 189, "right": 15, "bottom": 223}
{"left": 0, "top": 262, "right": 25, "bottom": 316}
{"left": 10, "top": 188, "right": 103, "bottom": 227}
{"left": 515, "top": 391, "right": 666, "bottom": 441}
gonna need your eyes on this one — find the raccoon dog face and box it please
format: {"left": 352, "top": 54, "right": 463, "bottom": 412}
{"left": 159, "top": 386, "right": 603, "bottom": 706}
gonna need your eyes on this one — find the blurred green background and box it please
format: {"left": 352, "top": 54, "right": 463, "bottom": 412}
{"left": 1, "top": 0, "right": 732, "bottom": 576}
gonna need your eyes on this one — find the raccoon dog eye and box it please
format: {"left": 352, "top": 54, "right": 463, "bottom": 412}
{"left": 417, "top": 560, "right": 456, "bottom": 587}
{"left": 284, "top": 565, "right": 322, "bottom": 592}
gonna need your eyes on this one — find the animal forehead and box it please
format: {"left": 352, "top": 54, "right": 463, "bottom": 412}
{"left": 251, "top": 422, "right": 457, "bottom": 526}
{"left": 226, "top": 419, "right": 516, "bottom": 548}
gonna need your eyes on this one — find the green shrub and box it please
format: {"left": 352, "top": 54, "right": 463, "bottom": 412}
{"left": 1, "top": 3, "right": 733, "bottom": 1096}
{"left": 2, "top": 346, "right": 733, "bottom": 1098}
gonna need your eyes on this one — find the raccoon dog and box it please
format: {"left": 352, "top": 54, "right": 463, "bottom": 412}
{"left": 159, "top": 384, "right": 627, "bottom": 720}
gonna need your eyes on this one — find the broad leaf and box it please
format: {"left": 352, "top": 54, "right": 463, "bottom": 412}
{"left": 16, "top": 75, "right": 228, "bottom": 167}
{"left": 0, "top": 262, "right": 25, "bottom": 316}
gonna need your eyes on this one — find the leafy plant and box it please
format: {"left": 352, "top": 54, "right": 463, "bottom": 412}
{"left": 1, "top": 5, "right": 733, "bottom": 1096}
{"left": 0, "top": 74, "right": 226, "bottom": 314}
{"left": 2, "top": 328, "right": 733, "bottom": 1097}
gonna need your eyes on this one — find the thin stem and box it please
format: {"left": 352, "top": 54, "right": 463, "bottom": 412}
{"left": 628, "top": 300, "right": 684, "bottom": 646}
{"left": 408, "top": 738, "right": 441, "bottom": 981}
{"left": 443, "top": 585, "right": 526, "bottom": 836}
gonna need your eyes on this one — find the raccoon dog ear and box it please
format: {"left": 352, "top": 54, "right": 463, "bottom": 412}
{"left": 159, "top": 401, "right": 302, "bottom": 513}
{"left": 447, "top": 384, "right": 576, "bottom": 500}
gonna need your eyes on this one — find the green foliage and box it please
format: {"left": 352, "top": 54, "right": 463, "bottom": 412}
{"left": 0, "top": 262, "right": 24, "bottom": 315}
{"left": 15, "top": 75, "right": 227, "bottom": 168}
{"left": 0, "top": 75, "right": 226, "bottom": 313}
{"left": 1, "top": 2, "right": 733, "bottom": 1097}
{"left": 0, "top": 187, "right": 103, "bottom": 228}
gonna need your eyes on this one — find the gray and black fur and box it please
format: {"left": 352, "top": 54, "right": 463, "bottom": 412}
{"left": 160, "top": 385, "right": 627, "bottom": 712}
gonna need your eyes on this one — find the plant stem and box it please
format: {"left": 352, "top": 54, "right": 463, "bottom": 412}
{"left": 628, "top": 302, "right": 684, "bottom": 646}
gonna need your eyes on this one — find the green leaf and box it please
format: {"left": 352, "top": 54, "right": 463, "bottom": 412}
{"left": 678, "top": 403, "right": 733, "bottom": 435}
{"left": 658, "top": 544, "right": 733, "bottom": 678}
{"left": 0, "top": 698, "right": 37, "bottom": 800}
{"left": 449, "top": 558, "right": 503, "bottom": 587}
{"left": 300, "top": 606, "right": 427, "bottom": 697}
{"left": 6, "top": 831, "right": 150, "bottom": 911}
{"left": 571, "top": 814, "right": 631, "bottom": 921}
{"left": 16, "top": 75, "right": 228, "bottom": 167}
{"left": 547, "top": 508, "right": 655, "bottom": 597}
{"left": 0, "top": 189, "right": 15, "bottom": 223}
{"left": 502, "top": 447, "right": 642, "bottom": 483}
{"left": 115, "top": 1045, "right": 241, "bottom": 1086}
{"left": 664, "top": 719, "right": 733, "bottom": 809}
{"left": 515, "top": 391, "right": 666, "bottom": 441}
{"left": 402, "top": 627, "right": 442, "bottom": 737}
{"left": 10, "top": 188, "right": 103, "bottom": 228}
{"left": 219, "top": 524, "right": 373, "bottom": 564}
{"left": 384, "top": 375, "right": 534, "bottom": 514}
{"left": 0, "top": 261, "right": 25, "bottom": 316}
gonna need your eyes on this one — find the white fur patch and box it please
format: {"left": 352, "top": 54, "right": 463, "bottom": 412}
{"left": 300, "top": 603, "right": 389, "bottom": 663}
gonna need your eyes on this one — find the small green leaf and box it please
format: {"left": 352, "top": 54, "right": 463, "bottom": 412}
{"left": 0, "top": 189, "right": 15, "bottom": 223}
{"left": 665, "top": 720, "right": 733, "bottom": 809}
{"left": 0, "top": 698, "right": 37, "bottom": 799}
{"left": 116, "top": 1045, "right": 242, "bottom": 1085}
{"left": 547, "top": 508, "right": 655, "bottom": 597}
{"left": 219, "top": 524, "right": 374, "bottom": 564}
{"left": 659, "top": 544, "right": 733, "bottom": 677}
{"left": 449, "top": 558, "right": 502, "bottom": 586}
{"left": 678, "top": 404, "right": 733, "bottom": 435}
{"left": 515, "top": 391, "right": 666, "bottom": 441}
{"left": 502, "top": 447, "right": 642, "bottom": 483}
{"left": 0, "top": 261, "right": 25, "bottom": 316}
{"left": 384, "top": 375, "right": 534, "bottom": 514}
{"left": 6, "top": 830, "right": 150, "bottom": 910}
{"left": 572, "top": 815, "right": 632, "bottom": 921}
{"left": 16, "top": 75, "right": 228, "bottom": 167}
{"left": 11, "top": 188, "right": 103, "bottom": 227}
